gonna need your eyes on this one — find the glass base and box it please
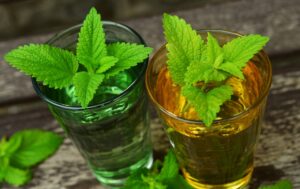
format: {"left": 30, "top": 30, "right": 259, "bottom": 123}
{"left": 183, "top": 169, "right": 252, "bottom": 189}
{"left": 91, "top": 152, "right": 153, "bottom": 188}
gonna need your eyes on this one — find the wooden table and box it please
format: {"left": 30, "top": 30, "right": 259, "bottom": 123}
{"left": 1, "top": 0, "right": 300, "bottom": 188}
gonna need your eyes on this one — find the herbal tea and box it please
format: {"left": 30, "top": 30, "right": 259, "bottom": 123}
{"left": 155, "top": 61, "right": 264, "bottom": 188}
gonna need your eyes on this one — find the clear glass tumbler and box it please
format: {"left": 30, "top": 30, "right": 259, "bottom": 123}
{"left": 32, "top": 22, "right": 153, "bottom": 188}
{"left": 146, "top": 30, "right": 272, "bottom": 189}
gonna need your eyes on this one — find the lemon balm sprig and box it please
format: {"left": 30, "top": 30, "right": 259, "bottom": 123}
{"left": 4, "top": 8, "right": 152, "bottom": 108}
{"left": 162, "top": 13, "right": 269, "bottom": 127}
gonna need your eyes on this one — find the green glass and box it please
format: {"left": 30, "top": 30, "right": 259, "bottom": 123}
{"left": 32, "top": 22, "right": 153, "bottom": 188}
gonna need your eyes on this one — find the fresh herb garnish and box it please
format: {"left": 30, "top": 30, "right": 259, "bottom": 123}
{"left": 4, "top": 8, "right": 152, "bottom": 108}
{"left": 0, "top": 129, "right": 63, "bottom": 186}
{"left": 162, "top": 13, "right": 269, "bottom": 127}
{"left": 258, "top": 180, "right": 293, "bottom": 189}
{"left": 122, "top": 150, "right": 193, "bottom": 189}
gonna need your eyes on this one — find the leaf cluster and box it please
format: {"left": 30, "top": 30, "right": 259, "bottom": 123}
{"left": 4, "top": 8, "right": 152, "bottom": 108}
{"left": 0, "top": 129, "right": 63, "bottom": 186}
{"left": 122, "top": 150, "right": 193, "bottom": 189}
{"left": 163, "top": 14, "right": 269, "bottom": 126}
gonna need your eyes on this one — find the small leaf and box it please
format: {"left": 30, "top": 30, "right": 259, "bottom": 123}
{"left": 77, "top": 7, "right": 107, "bottom": 71}
{"left": 163, "top": 13, "right": 205, "bottom": 85}
{"left": 0, "top": 157, "right": 9, "bottom": 182}
{"left": 106, "top": 42, "right": 152, "bottom": 77}
{"left": 185, "top": 61, "right": 228, "bottom": 84}
{"left": 223, "top": 34, "right": 269, "bottom": 69}
{"left": 5, "top": 134, "right": 22, "bottom": 157}
{"left": 4, "top": 44, "right": 78, "bottom": 89}
{"left": 157, "top": 150, "right": 179, "bottom": 181}
{"left": 206, "top": 32, "right": 222, "bottom": 64}
{"left": 259, "top": 180, "right": 293, "bottom": 189}
{"left": 122, "top": 168, "right": 150, "bottom": 189}
{"left": 73, "top": 72, "right": 105, "bottom": 108}
{"left": 96, "top": 56, "right": 118, "bottom": 73}
{"left": 182, "top": 85, "right": 233, "bottom": 127}
{"left": 4, "top": 166, "right": 31, "bottom": 186}
{"left": 10, "top": 129, "right": 63, "bottom": 168}
{"left": 164, "top": 175, "right": 193, "bottom": 189}
{"left": 218, "top": 61, "right": 244, "bottom": 79}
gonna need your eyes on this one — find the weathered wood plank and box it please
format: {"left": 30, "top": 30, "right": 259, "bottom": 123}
{"left": 0, "top": 0, "right": 300, "bottom": 105}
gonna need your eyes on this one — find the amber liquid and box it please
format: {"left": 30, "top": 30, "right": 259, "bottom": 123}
{"left": 155, "top": 62, "right": 264, "bottom": 189}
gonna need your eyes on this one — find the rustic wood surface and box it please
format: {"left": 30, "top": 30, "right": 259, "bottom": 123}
{"left": 0, "top": 0, "right": 300, "bottom": 188}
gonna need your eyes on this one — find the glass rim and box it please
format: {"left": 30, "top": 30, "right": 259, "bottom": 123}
{"left": 32, "top": 21, "right": 149, "bottom": 111}
{"left": 145, "top": 29, "right": 272, "bottom": 125}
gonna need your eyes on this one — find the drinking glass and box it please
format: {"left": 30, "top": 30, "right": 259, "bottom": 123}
{"left": 33, "top": 22, "right": 153, "bottom": 188}
{"left": 146, "top": 30, "right": 272, "bottom": 189}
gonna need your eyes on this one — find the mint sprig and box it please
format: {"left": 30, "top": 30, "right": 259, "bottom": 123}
{"left": 163, "top": 14, "right": 269, "bottom": 127}
{"left": 122, "top": 150, "right": 193, "bottom": 189}
{"left": 4, "top": 7, "right": 152, "bottom": 108}
{"left": 0, "top": 129, "right": 63, "bottom": 186}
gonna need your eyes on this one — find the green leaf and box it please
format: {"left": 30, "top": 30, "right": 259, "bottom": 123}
{"left": 182, "top": 85, "right": 233, "bottom": 126}
{"left": 106, "top": 42, "right": 152, "bottom": 77}
{"left": 164, "top": 175, "right": 193, "bottom": 189}
{"left": 0, "top": 137, "right": 8, "bottom": 157}
{"left": 185, "top": 61, "right": 229, "bottom": 84}
{"left": 122, "top": 168, "right": 150, "bottom": 189}
{"left": 4, "top": 166, "right": 31, "bottom": 186}
{"left": 163, "top": 13, "right": 204, "bottom": 85}
{"left": 10, "top": 129, "right": 63, "bottom": 168}
{"left": 259, "top": 180, "right": 293, "bottom": 189}
{"left": 4, "top": 134, "right": 22, "bottom": 157}
{"left": 142, "top": 176, "right": 167, "bottom": 189}
{"left": 184, "top": 33, "right": 228, "bottom": 84}
{"left": 218, "top": 61, "right": 244, "bottom": 79}
{"left": 206, "top": 32, "right": 222, "bottom": 65}
{"left": 223, "top": 34, "right": 269, "bottom": 69}
{"left": 73, "top": 72, "right": 105, "bottom": 108}
{"left": 4, "top": 44, "right": 78, "bottom": 89}
{"left": 157, "top": 150, "right": 179, "bottom": 181}
{"left": 0, "top": 157, "right": 9, "bottom": 182}
{"left": 96, "top": 56, "right": 118, "bottom": 73}
{"left": 77, "top": 7, "right": 107, "bottom": 71}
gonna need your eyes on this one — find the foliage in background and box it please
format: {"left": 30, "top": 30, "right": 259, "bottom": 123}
{"left": 0, "top": 129, "right": 63, "bottom": 186}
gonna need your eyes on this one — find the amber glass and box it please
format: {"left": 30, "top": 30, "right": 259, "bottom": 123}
{"left": 146, "top": 30, "right": 272, "bottom": 189}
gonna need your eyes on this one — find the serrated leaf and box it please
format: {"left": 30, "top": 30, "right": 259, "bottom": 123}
{"left": 163, "top": 13, "right": 204, "bottom": 85}
{"left": 223, "top": 34, "right": 269, "bottom": 69}
{"left": 182, "top": 85, "right": 233, "bottom": 126}
{"left": 73, "top": 72, "right": 105, "bottom": 108}
{"left": 96, "top": 56, "right": 118, "bottom": 73}
{"left": 106, "top": 42, "right": 152, "bottom": 77}
{"left": 206, "top": 32, "right": 222, "bottom": 64}
{"left": 77, "top": 7, "right": 107, "bottom": 71}
{"left": 157, "top": 150, "right": 179, "bottom": 181}
{"left": 185, "top": 61, "right": 228, "bottom": 84}
{"left": 259, "top": 180, "right": 293, "bottom": 189}
{"left": 10, "top": 129, "right": 63, "bottom": 168}
{"left": 218, "top": 61, "right": 244, "bottom": 79}
{"left": 4, "top": 166, "right": 31, "bottom": 186}
{"left": 4, "top": 44, "right": 78, "bottom": 89}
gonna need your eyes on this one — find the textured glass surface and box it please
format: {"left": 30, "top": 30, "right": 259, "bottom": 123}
{"left": 33, "top": 22, "right": 153, "bottom": 187}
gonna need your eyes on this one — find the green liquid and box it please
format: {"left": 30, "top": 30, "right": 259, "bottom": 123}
{"left": 46, "top": 70, "right": 153, "bottom": 187}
